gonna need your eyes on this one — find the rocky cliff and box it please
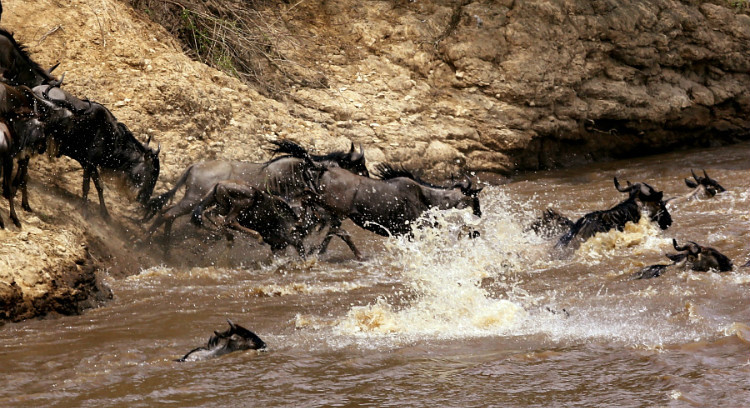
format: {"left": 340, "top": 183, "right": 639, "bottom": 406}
{"left": 1, "top": 0, "right": 748, "bottom": 322}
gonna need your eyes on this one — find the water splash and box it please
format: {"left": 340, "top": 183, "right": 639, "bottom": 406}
{"left": 333, "top": 188, "right": 533, "bottom": 341}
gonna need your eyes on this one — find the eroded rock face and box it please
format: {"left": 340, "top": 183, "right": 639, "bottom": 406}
{"left": 281, "top": 0, "right": 750, "bottom": 174}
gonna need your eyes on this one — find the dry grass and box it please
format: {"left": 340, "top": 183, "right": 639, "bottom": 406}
{"left": 127, "top": 0, "right": 322, "bottom": 96}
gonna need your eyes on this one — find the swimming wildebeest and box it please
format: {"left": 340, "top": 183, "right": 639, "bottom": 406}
{"left": 33, "top": 84, "right": 161, "bottom": 219}
{"left": 178, "top": 320, "right": 266, "bottom": 362}
{"left": 145, "top": 140, "right": 366, "bottom": 255}
{"left": 667, "top": 169, "right": 726, "bottom": 209}
{"left": 0, "top": 28, "right": 59, "bottom": 87}
{"left": 190, "top": 180, "right": 320, "bottom": 258}
{"left": 633, "top": 238, "right": 733, "bottom": 279}
{"left": 526, "top": 208, "right": 575, "bottom": 239}
{"left": 555, "top": 177, "right": 672, "bottom": 249}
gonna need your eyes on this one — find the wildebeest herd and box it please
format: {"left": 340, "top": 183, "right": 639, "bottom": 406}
{"left": 0, "top": 12, "right": 746, "bottom": 361}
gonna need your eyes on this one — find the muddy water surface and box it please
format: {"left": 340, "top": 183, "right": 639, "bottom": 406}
{"left": 1, "top": 143, "right": 749, "bottom": 407}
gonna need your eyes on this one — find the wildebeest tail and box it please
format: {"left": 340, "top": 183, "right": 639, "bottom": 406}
{"left": 142, "top": 164, "right": 194, "bottom": 222}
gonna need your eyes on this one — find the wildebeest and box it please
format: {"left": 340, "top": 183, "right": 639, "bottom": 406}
{"left": 302, "top": 161, "right": 482, "bottom": 240}
{"left": 190, "top": 180, "right": 319, "bottom": 257}
{"left": 526, "top": 208, "right": 574, "bottom": 239}
{"left": 178, "top": 320, "right": 266, "bottom": 362}
{"left": 0, "top": 28, "right": 59, "bottom": 87}
{"left": 667, "top": 169, "right": 726, "bottom": 209}
{"left": 555, "top": 178, "right": 672, "bottom": 249}
{"left": 33, "top": 84, "right": 160, "bottom": 219}
{"left": 633, "top": 238, "right": 733, "bottom": 279}
{"left": 0, "top": 82, "right": 60, "bottom": 228}
{"left": 145, "top": 140, "right": 366, "bottom": 255}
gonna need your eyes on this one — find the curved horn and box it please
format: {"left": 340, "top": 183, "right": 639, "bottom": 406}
{"left": 227, "top": 319, "right": 236, "bottom": 330}
{"left": 691, "top": 169, "right": 700, "bottom": 182}
{"left": 673, "top": 239, "right": 689, "bottom": 252}
{"left": 348, "top": 142, "right": 355, "bottom": 154}
{"left": 47, "top": 72, "right": 65, "bottom": 88}
{"left": 351, "top": 143, "right": 364, "bottom": 161}
{"left": 47, "top": 62, "right": 60, "bottom": 75}
{"left": 702, "top": 169, "right": 710, "bottom": 180}
{"left": 614, "top": 177, "right": 629, "bottom": 192}
{"left": 155, "top": 143, "right": 161, "bottom": 156}
{"left": 146, "top": 134, "right": 152, "bottom": 146}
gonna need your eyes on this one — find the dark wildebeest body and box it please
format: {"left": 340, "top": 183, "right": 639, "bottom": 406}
{"left": 555, "top": 178, "right": 672, "bottom": 250}
{"left": 633, "top": 239, "right": 733, "bottom": 279}
{"left": 0, "top": 82, "right": 61, "bottom": 227}
{"left": 145, "top": 141, "right": 366, "bottom": 256}
{"left": 33, "top": 84, "right": 160, "bottom": 219}
{"left": 190, "top": 180, "right": 318, "bottom": 257}
{"left": 308, "top": 163, "right": 482, "bottom": 239}
{"left": 0, "top": 28, "right": 58, "bottom": 87}
{"left": 178, "top": 320, "right": 266, "bottom": 362}
{"left": 526, "top": 208, "right": 575, "bottom": 239}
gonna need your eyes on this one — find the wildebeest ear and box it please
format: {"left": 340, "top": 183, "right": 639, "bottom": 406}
{"left": 685, "top": 178, "right": 698, "bottom": 188}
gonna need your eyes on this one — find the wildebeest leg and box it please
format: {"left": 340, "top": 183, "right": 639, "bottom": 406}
{"left": 332, "top": 228, "right": 362, "bottom": 260}
{"left": 81, "top": 166, "right": 93, "bottom": 218}
{"left": 0, "top": 157, "right": 8, "bottom": 228}
{"left": 2, "top": 157, "right": 19, "bottom": 227}
{"left": 225, "top": 218, "right": 264, "bottom": 244}
{"left": 316, "top": 218, "right": 342, "bottom": 255}
{"left": 148, "top": 198, "right": 202, "bottom": 252}
{"left": 13, "top": 157, "right": 32, "bottom": 212}
{"left": 89, "top": 168, "right": 110, "bottom": 220}
{"left": 316, "top": 218, "right": 362, "bottom": 259}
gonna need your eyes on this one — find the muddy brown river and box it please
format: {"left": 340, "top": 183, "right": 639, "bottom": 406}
{"left": 1, "top": 142, "right": 749, "bottom": 407}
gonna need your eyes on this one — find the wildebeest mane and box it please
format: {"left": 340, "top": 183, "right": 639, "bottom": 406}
{"left": 0, "top": 28, "right": 52, "bottom": 84}
{"left": 264, "top": 139, "right": 319, "bottom": 168}
{"left": 374, "top": 163, "right": 445, "bottom": 189}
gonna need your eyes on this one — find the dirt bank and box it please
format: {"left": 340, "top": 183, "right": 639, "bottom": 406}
{"left": 1, "top": 0, "right": 748, "bottom": 323}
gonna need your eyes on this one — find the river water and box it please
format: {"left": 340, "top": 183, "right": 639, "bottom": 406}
{"left": 1, "top": 142, "right": 749, "bottom": 407}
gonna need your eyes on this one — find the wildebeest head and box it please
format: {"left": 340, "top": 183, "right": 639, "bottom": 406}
{"left": 178, "top": 319, "right": 266, "bottom": 362}
{"left": 129, "top": 127, "right": 161, "bottom": 206}
{"left": 450, "top": 175, "right": 483, "bottom": 217}
{"left": 670, "top": 239, "right": 733, "bottom": 272}
{"left": 685, "top": 169, "right": 725, "bottom": 197}
{"left": 207, "top": 319, "right": 266, "bottom": 354}
{"left": 340, "top": 142, "right": 368, "bottom": 177}
{"left": 614, "top": 177, "right": 672, "bottom": 230}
